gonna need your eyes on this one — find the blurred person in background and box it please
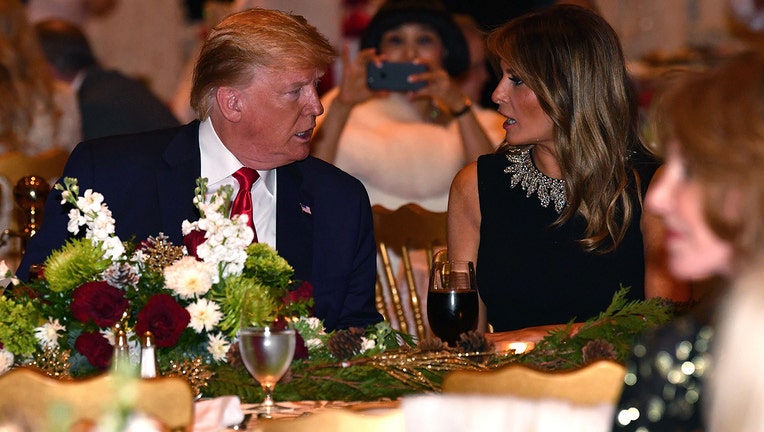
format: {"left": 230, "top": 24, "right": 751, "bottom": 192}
{"left": 612, "top": 50, "right": 764, "bottom": 432}
{"left": 35, "top": 18, "right": 180, "bottom": 141}
{"left": 312, "top": 0, "right": 505, "bottom": 213}
{"left": 0, "top": 0, "right": 80, "bottom": 267}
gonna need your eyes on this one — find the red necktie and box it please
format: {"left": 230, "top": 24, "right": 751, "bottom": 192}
{"left": 231, "top": 167, "right": 259, "bottom": 242}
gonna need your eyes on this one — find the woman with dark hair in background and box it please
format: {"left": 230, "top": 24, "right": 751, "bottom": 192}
{"left": 312, "top": 0, "right": 504, "bottom": 213}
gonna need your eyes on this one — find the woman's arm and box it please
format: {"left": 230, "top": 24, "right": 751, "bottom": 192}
{"left": 415, "top": 61, "right": 495, "bottom": 162}
{"left": 447, "top": 162, "right": 487, "bottom": 330}
{"left": 312, "top": 46, "right": 377, "bottom": 163}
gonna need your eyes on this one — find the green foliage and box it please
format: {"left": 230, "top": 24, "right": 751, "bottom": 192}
{"left": 43, "top": 238, "right": 111, "bottom": 293}
{"left": 514, "top": 287, "right": 676, "bottom": 369}
{"left": 243, "top": 243, "right": 294, "bottom": 291}
{"left": 203, "top": 287, "right": 679, "bottom": 402}
{"left": 210, "top": 276, "right": 277, "bottom": 337}
{"left": 0, "top": 296, "right": 39, "bottom": 354}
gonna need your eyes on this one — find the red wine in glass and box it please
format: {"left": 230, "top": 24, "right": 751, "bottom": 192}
{"left": 427, "top": 289, "right": 478, "bottom": 346}
{"left": 427, "top": 258, "right": 479, "bottom": 346}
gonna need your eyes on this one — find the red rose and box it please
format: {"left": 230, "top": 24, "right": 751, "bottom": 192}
{"left": 75, "top": 331, "right": 113, "bottom": 370}
{"left": 135, "top": 294, "right": 190, "bottom": 348}
{"left": 284, "top": 281, "right": 314, "bottom": 312}
{"left": 71, "top": 281, "right": 129, "bottom": 327}
{"left": 293, "top": 331, "right": 309, "bottom": 360}
{"left": 183, "top": 230, "right": 206, "bottom": 258}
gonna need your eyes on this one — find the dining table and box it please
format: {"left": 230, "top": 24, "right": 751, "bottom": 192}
{"left": 222, "top": 393, "right": 616, "bottom": 432}
{"left": 197, "top": 335, "right": 617, "bottom": 432}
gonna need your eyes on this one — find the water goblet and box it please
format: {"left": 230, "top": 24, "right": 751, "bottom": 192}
{"left": 426, "top": 253, "right": 479, "bottom": 346}
{"left": 238, "top": 326, "right": 296, "bottom": 417}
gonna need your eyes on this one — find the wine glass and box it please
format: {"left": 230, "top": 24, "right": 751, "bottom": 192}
{"left": 238, "top": 293, "right": 296, "bottom": 417}
{"left": 238, "top": 327, "right": 296, "bottom": 417}
{"left": 426, "top": 252, "right": 479, "bottom": 346}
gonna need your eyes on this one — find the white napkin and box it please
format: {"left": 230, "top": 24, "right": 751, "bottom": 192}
{"left": 193, "top": 396, "right": 245, "bottom": 432}
{"left": 402, "top": 394, "right": 615, "bottom": 432}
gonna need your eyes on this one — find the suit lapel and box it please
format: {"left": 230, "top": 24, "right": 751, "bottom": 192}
{"left": 276, "top": 162, "right": 314, "bottom": 283}
{"left": 157, "top": 122, "right": 202, "bottom": 240}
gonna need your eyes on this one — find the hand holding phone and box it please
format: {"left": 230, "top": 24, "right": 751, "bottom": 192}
{"left": 366, "top": 62, "right": 427, "bottom": 92}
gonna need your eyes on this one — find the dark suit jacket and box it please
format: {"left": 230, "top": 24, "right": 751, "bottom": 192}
{"left": 79, "top": 66, "right": 180, "bottom": 140}
{"left": 19, "top": 121, "right": 382, "bottom": 331}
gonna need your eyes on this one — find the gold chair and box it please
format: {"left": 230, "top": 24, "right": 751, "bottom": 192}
{"left": 0, "top": 148, "right": 69, "bottom": 184}
{"left": 261, "top": 407, "right": 404, "bottom": 432}
{"left": 372, "top": 203, "right": 447, "bottom": 340}
{"left": 0, "top": 148, "right": 69, "bottom": 260}
{"left": 0, "top": 367, "right": 195, "bottom": 431}
{"left": 442, "top": 360, "right": 627, "bottom": 405}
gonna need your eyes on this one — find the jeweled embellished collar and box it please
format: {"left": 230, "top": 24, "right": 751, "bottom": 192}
{"left": 503, "top": 148, "right": 567, "bottom": 213}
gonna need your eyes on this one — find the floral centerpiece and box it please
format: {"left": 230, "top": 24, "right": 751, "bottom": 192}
{"left": 0, "top": 177, "right": 682, "bottom": 403}
{"left": 0, "top": 178, "right": 323, "bottom": 382}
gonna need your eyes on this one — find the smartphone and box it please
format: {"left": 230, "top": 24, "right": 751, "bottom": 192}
{"left": 366, "top": 62, "right": 427, "bottom": 91}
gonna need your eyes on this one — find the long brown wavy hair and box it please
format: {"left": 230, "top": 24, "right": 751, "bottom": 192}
{"left": 486, "top": 5, "right": 641, "bottom": 253}
{"left": 0, "top": 0, "right": 60, "bottom": 151}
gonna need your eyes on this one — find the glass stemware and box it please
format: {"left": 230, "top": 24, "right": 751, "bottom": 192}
{"left": 426, "top": 251, "right": 479, "bottom": 346}
{"left": 238, "top": 326, "right": 296, "bottom": 417}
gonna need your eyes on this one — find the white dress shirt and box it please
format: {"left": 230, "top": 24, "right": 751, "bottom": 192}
{"left": 198, "top": 118, "right": 277, "bottom": 248}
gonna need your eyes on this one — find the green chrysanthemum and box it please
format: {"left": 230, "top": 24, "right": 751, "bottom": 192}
{"left": 243, "top": 243, "right": 294, "bottom": 290}
{"left": 0, "top": 296, "right": 39, "bottom": 355}
{"left": 44, "top": 238, "right": 112, "bottom": 293}
{"left": 211, "top": 275, "right": 278, "bottom": 337}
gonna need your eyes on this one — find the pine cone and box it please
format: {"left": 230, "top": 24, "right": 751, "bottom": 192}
{"left": 103, "top": 263, "right": 140, "bottom": 289}
{"left": 457, "top": 330, "right": 494, "bottom": 353}
{"left": 327, "top": 327, "right": 365, "bottom": 360}
{"left": 226, "top": 342, "right": 245, "bottom": 369}
{"left": 418, "top": 337, "right": 446, "bottom": 352}
{"left": 581, "top": 339, "right": 617, "bottom": 364}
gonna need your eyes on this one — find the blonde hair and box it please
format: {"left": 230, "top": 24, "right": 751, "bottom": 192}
{"left": 487, "top": 5, "right": 640, "bottom": 253}
{"left": 650, "top": 51, "right": 764, "bottom": 268}
{"left": 0, "top": 0, "right": 60, "bottom": 151}
{"left": 190, "top": 8, "right": 336, "bottom": 120}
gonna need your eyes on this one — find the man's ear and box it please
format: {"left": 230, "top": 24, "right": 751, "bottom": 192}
{"left": 216, "top": 87, "right": 242, "bottom": 122}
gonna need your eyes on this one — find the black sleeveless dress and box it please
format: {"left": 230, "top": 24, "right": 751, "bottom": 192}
{"left": 476, "top": 149, "right": 657, "bottom": 332}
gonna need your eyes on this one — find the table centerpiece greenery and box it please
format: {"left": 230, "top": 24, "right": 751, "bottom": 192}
{"left": 0, "top": 178, "right": 680, "bottom": 402}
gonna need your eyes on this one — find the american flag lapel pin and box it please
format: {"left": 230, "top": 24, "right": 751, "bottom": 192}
{"left": 300, "top": 203, "right": 312, "bottom": 215}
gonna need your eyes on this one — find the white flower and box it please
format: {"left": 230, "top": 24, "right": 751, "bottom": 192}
{"left": 67, "top": 208, "right": 86, "bottom": 234}
{"left": 207, "top": 333, "right": 230, "bottom": 362}
{"left": 35, "top": 318, "right": 66, "bottom": 349}
{"left": 360, "top": 337, "right": 376, "bottom": 353}
{"left": 0, "top": 348, "right": 13, "bottom": 374}
{"left": 101, "top": 236, "right": 125, "bottom": 261}
{"left": 0, "top": 260, "right": 16, "bottom": 289}
{"left": 306, "top": 338, "right": 323, "bottom": 349}
{"left": 164, "top": 257, "right": 214, "bottom": 299}
{"left": 76, "top": 189, "right": 105, "bottom": 214}
{"left": 304, "top": 317, "right": 324, "bottom": 332}
{"left": 186, "top": 298, "right": 222, "bottom": 333}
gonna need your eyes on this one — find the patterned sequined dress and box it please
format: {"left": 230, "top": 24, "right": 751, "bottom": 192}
{"left": 611, "top": 294, "right": 718, "bottom": 432}
{"left": 475, "top": 148, "right": 657, "bottom": 331}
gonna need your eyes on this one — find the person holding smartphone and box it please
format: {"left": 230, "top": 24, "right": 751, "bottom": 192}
{"left": 312, "top": 0, "right": 504, "bottom": 213}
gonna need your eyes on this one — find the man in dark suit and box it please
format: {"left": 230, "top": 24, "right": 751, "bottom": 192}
{"left": 19, "top": 9, "right": 382, "bottom": 332}
{"left": 34, "top": 19, "right": 180, "bottom": 140}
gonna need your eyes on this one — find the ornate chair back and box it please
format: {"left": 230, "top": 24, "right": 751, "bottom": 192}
{"left": 441, "top": 360, "right": 627, "bottom": 405}
{"left": 372, "top": 203, "right": 447, "bottom": 340}
{"left": 0, "top": 367, "right": 195, "bottom": 431}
